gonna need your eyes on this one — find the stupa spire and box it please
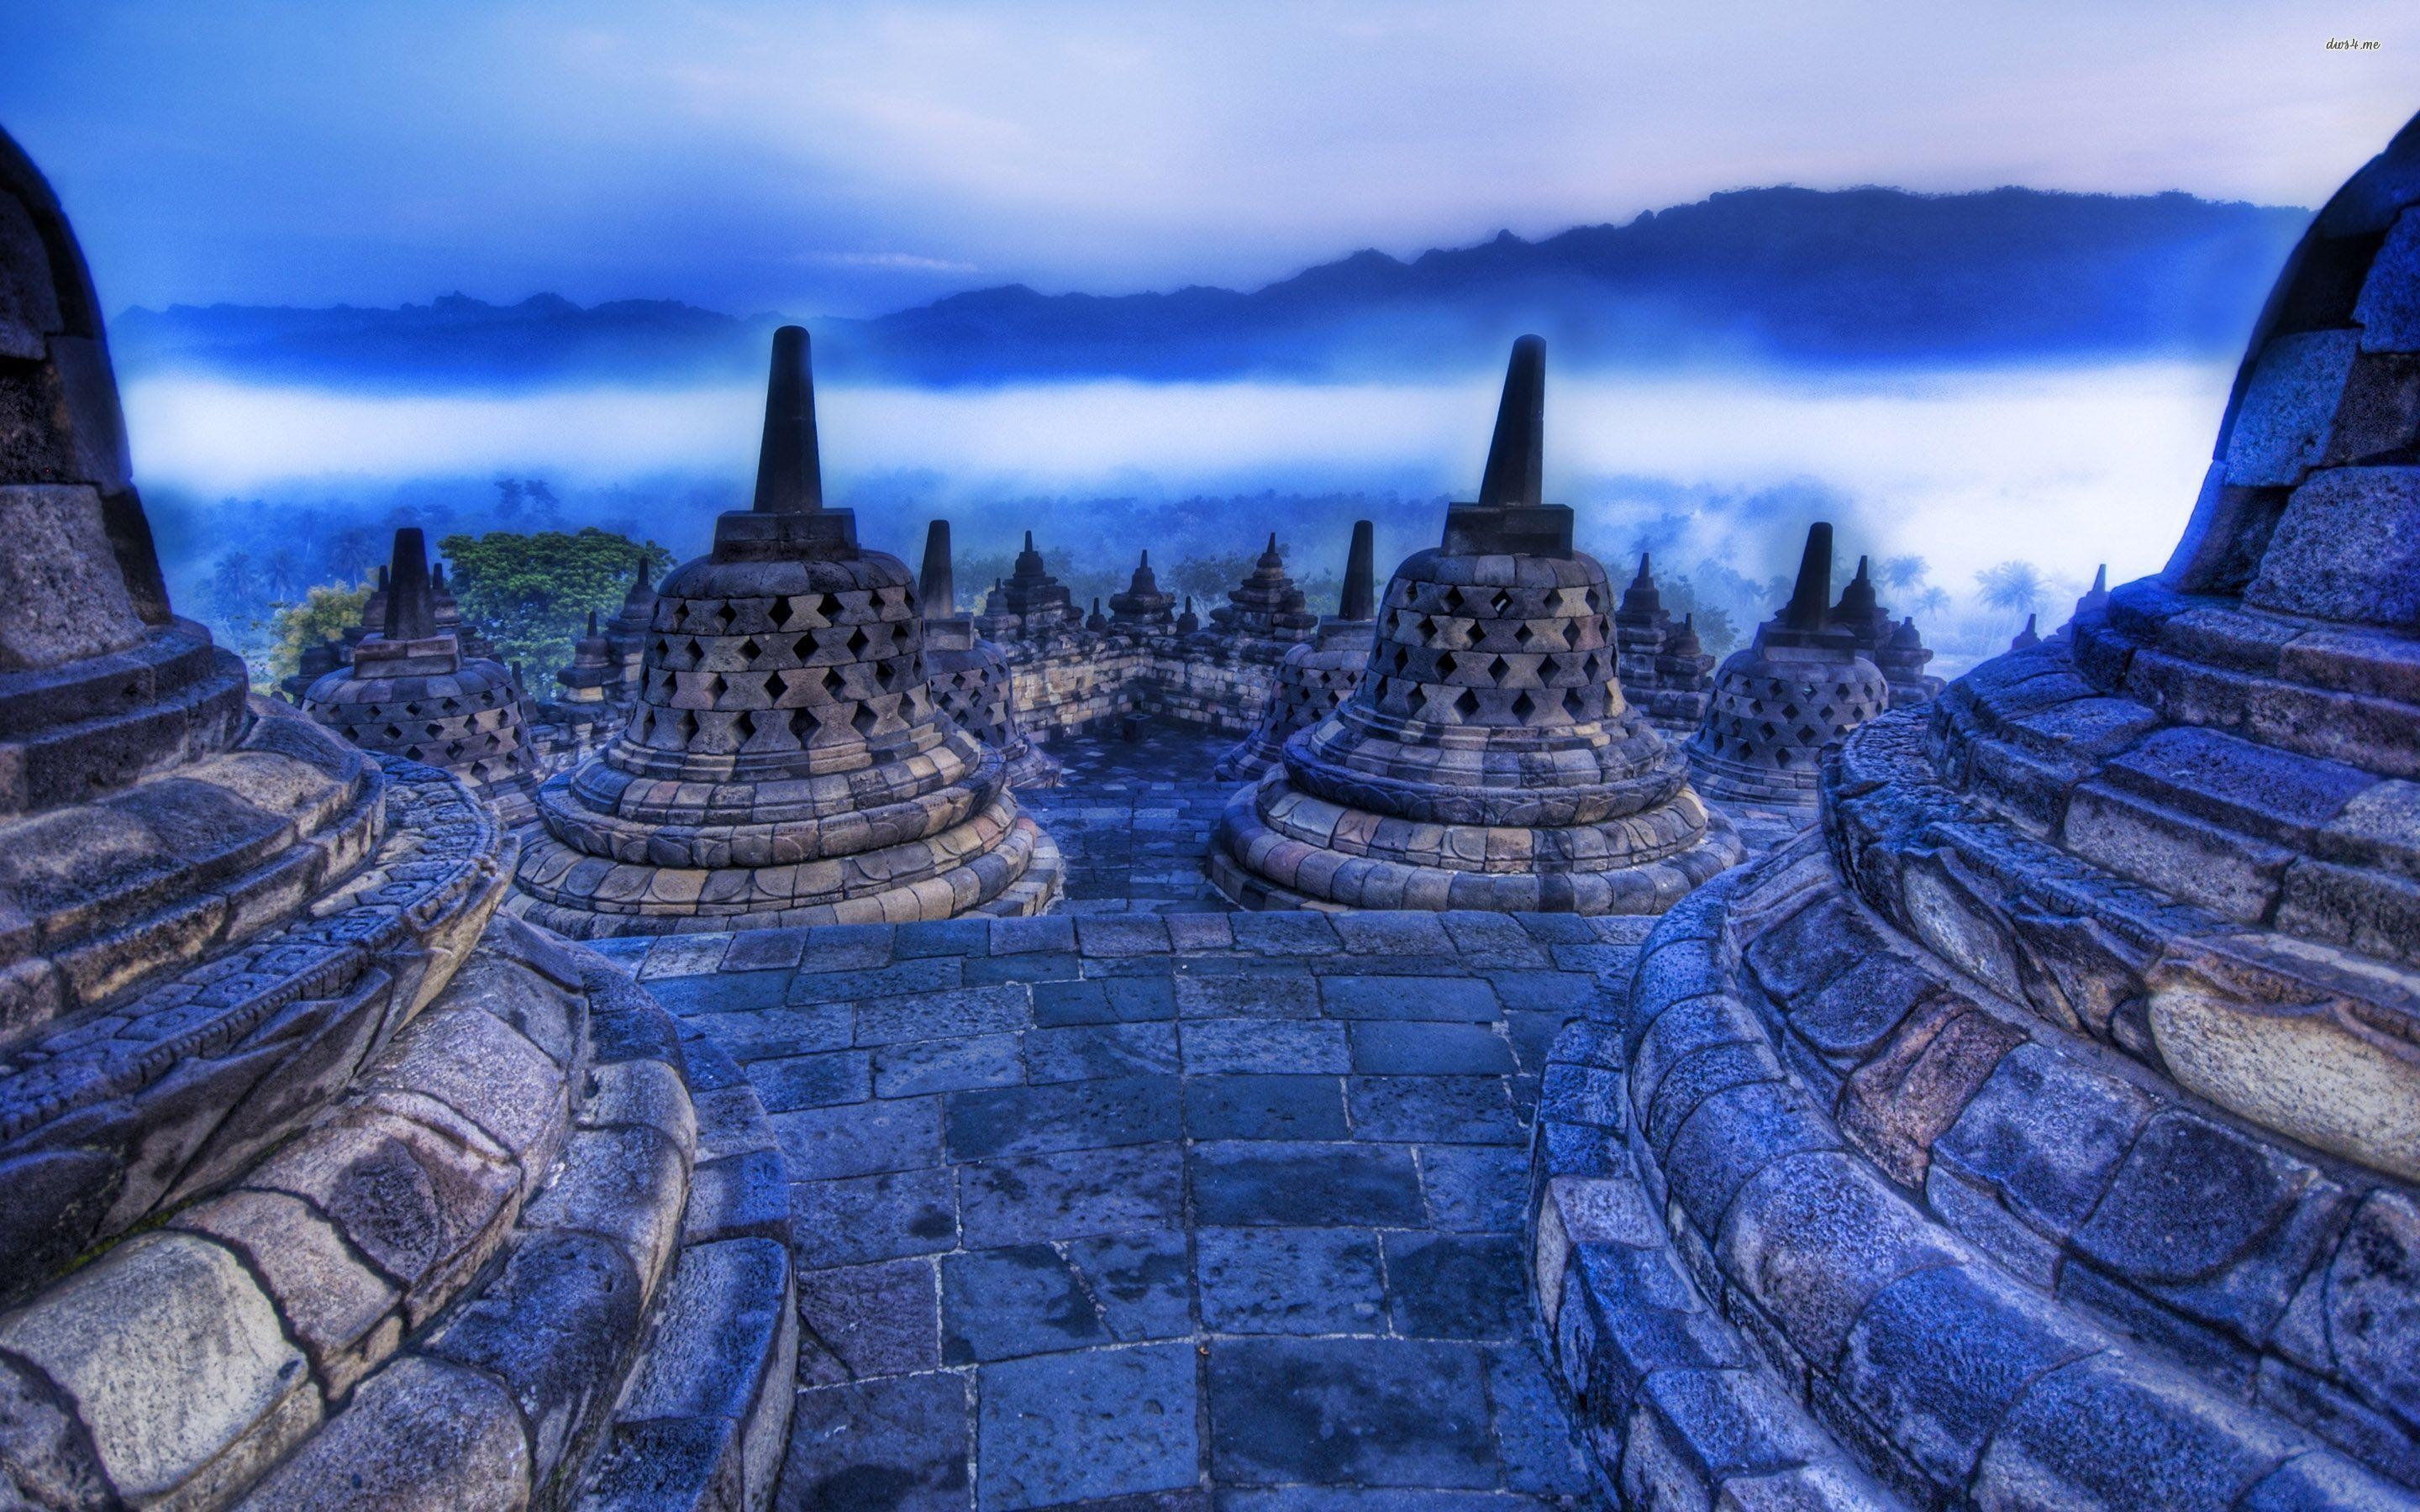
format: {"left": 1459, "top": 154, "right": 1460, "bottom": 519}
{"left": 920, "top": 519, "right": 956, "bottom": 616}
{"left": 383, "top": 528, "right": 436, "bottom": 641}
{"left": 1475, "top": 334, "right": 1544, "bottom": 511}
{"left": 750, "top": 324, "right": 822, "bottom": 515}
{"left": 1781, "top": 522, "right": 1834, "bottom": 633}
{"left": 1339, "top": 520, "right": 1376, "bottom": 622}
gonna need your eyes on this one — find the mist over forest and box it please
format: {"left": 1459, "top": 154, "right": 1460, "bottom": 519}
{"left": 124, "top": 183, "right": 2274, "bottom": 695}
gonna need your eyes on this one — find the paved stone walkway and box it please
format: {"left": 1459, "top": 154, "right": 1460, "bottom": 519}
{"left": 1018, "top": 723, "right": 1239, "bottom": 914}
{"left": 604, "top": 903, "right": 1638, "bottom": 1511}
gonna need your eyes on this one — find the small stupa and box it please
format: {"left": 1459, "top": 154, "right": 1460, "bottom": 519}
{"left": 1874, "top": 613, "right": 1942, "bottom": 707}
{"left": 919, "top": 519, "right": 1061, "bottom": 789}
{"left": 554, "top": 609, "right": 618, "bottom": 704}
{"left": 1683, "top": 522, "right": 1891, "bottom": 812}
{"left": 1610, "top": 553, "right": 1719, "bottom": 737}
{"left": 1210, "top": 533, "right": 1318, "bottom": 643}
{"left": 982, "top": 532, "right": 1079, "bottom": 643}
{"left": 1214, "top": 520, "right": 1381, "bottom": 780}
{"left": 1176, "top": 596, "right": 1201, "bottom": 635}
{"left": 507, "top": 328, "right": 1061, "bottom": 933}
{"left": 1210, "top": 337, "right": 1741, "bottom": 912}
{"left": 2011, "top": 612, "right": 2043, "bottom": 649}
{"left": 603, "top": 554, "right": 658, "bottom": 703}
{"left": 303, "top": 527, "right": 543, "bottom": 824}
{"left": 1107, "top": 550, "right": 1177, "bottom": 627}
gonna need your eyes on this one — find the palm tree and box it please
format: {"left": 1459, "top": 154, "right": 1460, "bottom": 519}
{"left": 209, "top": 551, "right": 261, "bottom": 622}
{"left": 1880, "top": 554, "right": 1929, "bottom": 591}
{"left": 1975, "top": 561, "right": 2047, "bottom": 624}
{"left": 263, "top": 548, "right": 304, "bottom": 606}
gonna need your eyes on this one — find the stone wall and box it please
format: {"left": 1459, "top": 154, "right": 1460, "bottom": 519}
{"left": 997, "top": 632, "right": 1294, "bottom": 739}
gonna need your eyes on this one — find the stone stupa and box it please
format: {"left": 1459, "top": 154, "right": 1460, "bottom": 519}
{"left": 1107, "top": 549, "right": 1176, "bottom": 627}
{"left": 603, "top": 553, "right": 658, "bottom": 704}
{"left": 1210, "top": 337, "right": 1743, "bottom": 912}
{"left": 302, "top": 527, "right": 544, "bottom": 826}
{"left": 508, "top": 327, "right": 1060, "bottom": 934}
{"left": 1210, "top": 533, "right": 1319, "bottom": 643}
{"left": 978, "top": 531, "right": 1080, "bottom": 643}
{"left": 1684, "top": 522, "right": 1891, "bottom": 811}
{"left": 1612, "top": 554, "right": 1720, "bottom": 738}
{"left": 919, "top": 519, "right": 1061, "bottom": 789}
{"left": 0, "top": 127, "right": 793, "bottom": 1509}
{"left": 1533, "top": 110, "right": 2420, "bottom": 1509}
{"left": 554, "top": 608, "right": 618, "bottom": 706}
{"left": 1214, "top": 519, "right": 1381, "bottom": 780}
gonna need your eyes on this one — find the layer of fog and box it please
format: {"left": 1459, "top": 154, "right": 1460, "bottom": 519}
{"left": 127, "top": 362, "right": 2228, "bottom": 676}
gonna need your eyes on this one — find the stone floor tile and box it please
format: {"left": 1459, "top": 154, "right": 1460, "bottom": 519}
{"left": 1196, "top": 1227, "right": 1386, "bottom": 1335}
{"left": 1180, "top": 1020, "right": 1349, "bottom": 1075}
{"left": 1183, "top": 1076, "right": 1349, "bottom": 1142}
{"left": 799, "top": 922, "right": 897, "bottom": 973}
{"left": 1418, "top": 1147, "right": 1528, "bottom": 1233}
{"left": 693, "top": 1003, "right": 854, "bottom": 1062}
{"left": 960, "top": 1146, "right": 1188, "bottom": 1247}
{"left": 944, "top": 1244, "right": 1115, "bottom": 1363}
{"left": 1189, "top": 1142, "right": 1424, "bottom": 1228}
{"left": 791, "top": 958, "right": 965, "bottom": 1005}
{"left": 1205, "top": 1337, "right": 1495, "bottom": 1488}
{"left": 859, "top": 985, "right": 1031, "bottom": 1046}
{"left": 1331, "top": 913, "right": 1457, "bottom": 957}
{"left": 1174, "top": 973, "right": 1321, "bottom": 1021}
{"left": 1382, "top": 1234, "right": 1528, "bottom": 1341}
{"left": 1034, "top": 977, "right": 1178, "bottom": 1026}
{"left": 1349, "top": 1022, "right": 1518, "bottom": 1076}
{"left": 797, "top": 1257, "right": 942, "bottom": 1384}
{"left": 753, "top": 1050, "right": 875, "bottom": 1112}
{"left": 965, "top": 953, "right": 1085, "bottom": 986}
{"left": 1483, "top": 1345, "right": 1598, "bottom": 1496}
{"left": 1077, "top": 916, "right": 1173, "bottom": 957}
{"left": 977, "top": 1342, "right": 1200, "bottom": 1510}
{"left": 775, "top": 1096, "right": 943, "bottom": 1180}
{"left": 1166, "top": 913, "right": 1234, "bottom": 952}
{"left": 784, "top": 1373, "right": 973, "bottom": 1509}
{"left": 792, "top": 1168, "right": 959, "bottom": 1269}
{"left": 644, "top": 968, "right": 792, "bottom": 1016}
{"left": 637, "top": 933, "right": 733, "bottom": 979}
{"left": 1228, "top": 912, "right": 1342, "bottom": 955}
{"left": 992, "top": 916, "right": 1079, "bottom": 956}
{"left": 722, "top": 927, "right": 810, "bottom": 972}
{"left": 1025, "top": 1024, "right": 1181, "bottom": 1084}
{"left": 1483, "top": 971, "right": 1598, "bottom": 1016}
{"left": 1348, "top": 1077, "right": 1522, "bottom": 1145}
{"left": 1067, "top": 1231, "right": 1193, "bottom": 1342}
{"left": 897, "top": 918, "right": 993, "bottom": 958}
{"left": 1321, "top": 977, "right": 1499, "bottom": 1022}
{"left": 947, "top": 1075, "right": 1184, "bottom": 1161}
{"left": 876, "top": 1035, "right": 1028, "bottom": 1098}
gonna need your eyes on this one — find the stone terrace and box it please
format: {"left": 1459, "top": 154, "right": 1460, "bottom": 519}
{"left": 1018, "top": 722, "right": 1241, "bottom": 914}
{"left": 592, "top": 895, "right": 1644, "bottom": 1509}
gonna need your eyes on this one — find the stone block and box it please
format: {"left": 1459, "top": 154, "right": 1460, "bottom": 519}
{"left": 1189, "top": 1140, "right": 1423, "bottom": 1227}
{"left": 774, "top": 1095, "right": 940, "bottom": 1180}
{"left": 0, "top": 1232, "right": 313, "bottom": 1503}
{"left": 1973, "top": 1350, "right": 2296, "bottom": 1510}
{"left": 944, "top": 1074, "right": 1181, "bottom": 1160}
{"left": 783, "top": 1373, "right": 970, "bottom": 1510}
{"left": 1347, "top": 1075, "right": 1521, "bottom": 1144}
{"left": 1834, "top": 996, "right": 2023, "bottom": 1189}
{"left": 0, "top": 486, "right": 146, "bottom": 669}
{"left": 1384, "top": 1232, "right": 1527, "bottom": 1341}
{"left": 174, "top": 1187, "right": 401, "bottom": 1396}
{"left": 2224, "top": 329, "right": 2360, "bottom": 487}
{"left": 1933, "top": 1042, "right": 2154, "bottom": 1237}
{"left": 957, "top": 1144, "right": 1185, "bottom": 1247}
{"left": 236, "top": 1356, "right": 529, "bottom": 1512}
{"left": 1181, "top": 1017, "right": 1349, "bottom": 1074}
{"left": 1206, "top": 1336, "right": 1493, "bottom": 1488}
{"left": 1717, "top": 1151, "right": 1971, "bottom": 1368}
{"left": 617, "top": 1236, "right": 790, "bottom": 1422}
{"left": 1835, "top": 1263, "right": 2098, "bottom": 1487}
{"left": 1182, "top": 1074, "right": 1349, "bottom": 1141}
{"left": 978, "top": 1341, "right": 1198, "bottom": 1508}
{"left": 2249, "top": 467, "right": 2420, "bottom": 630}
{"left": 1196, "top": 1226, "right": 1387, "bottom": 1334}
{"left": 796, "top": 1257, "right": 940, "bottom": 1383}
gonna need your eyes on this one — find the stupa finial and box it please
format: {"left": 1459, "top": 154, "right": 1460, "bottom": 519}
{"left": 750, "top": 325, "right": 822, "bottom": 515}
{"left": 1476, "top": 334, "right": 1545, "bottom": 511}
{"left": 384, "top": 528, "right": 436, "bottom": 641}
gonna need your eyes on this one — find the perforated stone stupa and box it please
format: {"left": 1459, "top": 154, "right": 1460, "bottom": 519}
{"left": 1210, "top": 338, "right": 1742, "bottom": 912}
{"left": 302, "top": 527, "right": 543, "bottom": 826}
{"left": 976, "top": 531, "right": 1080, "bottom": 643}
{"left": 507, "top": 327, "right": 1061, "bottom": 934}
{"left": 1531, "top": 112, "right": 2420, "bottom": 1509}
{"left": 1210, "top": 533, "right": 1319, "bottom": 643}
{"left": 0, "top": 129, "right": 793, "bottom": 1510}
{"left": 1214, "top": 519, "right": 1380, "bottom": 780}
{"left": 919, "top": 518, "right": 1061, "bottom": 789}
{"left": 604, "top": 554, "right": 658, "bottom": 704}
{"left": 1684, "top": 522, "right": 1892, "bottom": 811}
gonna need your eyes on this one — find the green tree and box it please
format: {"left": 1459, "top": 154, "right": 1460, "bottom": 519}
{"left": 438, "top": 527, "right": 674, "bottom": 687}
{"left": 263, "top": 580, "right": 373, "bottom": 692}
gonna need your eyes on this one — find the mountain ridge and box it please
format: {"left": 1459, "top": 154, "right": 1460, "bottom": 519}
{"left": 110, "top": 184, "right": 2309, "bottom": 387}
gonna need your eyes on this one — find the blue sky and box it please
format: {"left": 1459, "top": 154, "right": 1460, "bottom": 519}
{"left": 10, "top": 1, "right": 2418, "bottom": 318}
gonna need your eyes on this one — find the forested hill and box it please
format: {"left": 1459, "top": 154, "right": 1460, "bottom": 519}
{"left": 113, "top": 186, "right": 2307, "bottom": 387}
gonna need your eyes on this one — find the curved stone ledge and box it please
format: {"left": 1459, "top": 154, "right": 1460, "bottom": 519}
{"left": 0, "top": 752, "right": 513, "bottom": 1291}
{"left": 539, "top": 738, "right": 1005, "bottom": 868}
{"left": 0, "top": 927, "right": 798, "bottom": 1511}
{"left": 1527, "top": 850, "right": 2420, "bottom": 1506}
{"left": 0, "top": 620, "right": 250, "bottom": 820}
{"left": 569, "top": 722, "right": 983, "bottom": 828}
{"left": 1212, "top": 780, "right": 1739, "bottom": 915}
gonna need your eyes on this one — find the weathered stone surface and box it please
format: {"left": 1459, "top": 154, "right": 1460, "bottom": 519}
{"left": 0, "top": 486, "right": 145, "bottom": 669}
{"left": 0, "top": 1232, "right": 313, "bottom": 1503}
{"left": 238, "top": 1356, "right": 531, "bottom": 1512}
